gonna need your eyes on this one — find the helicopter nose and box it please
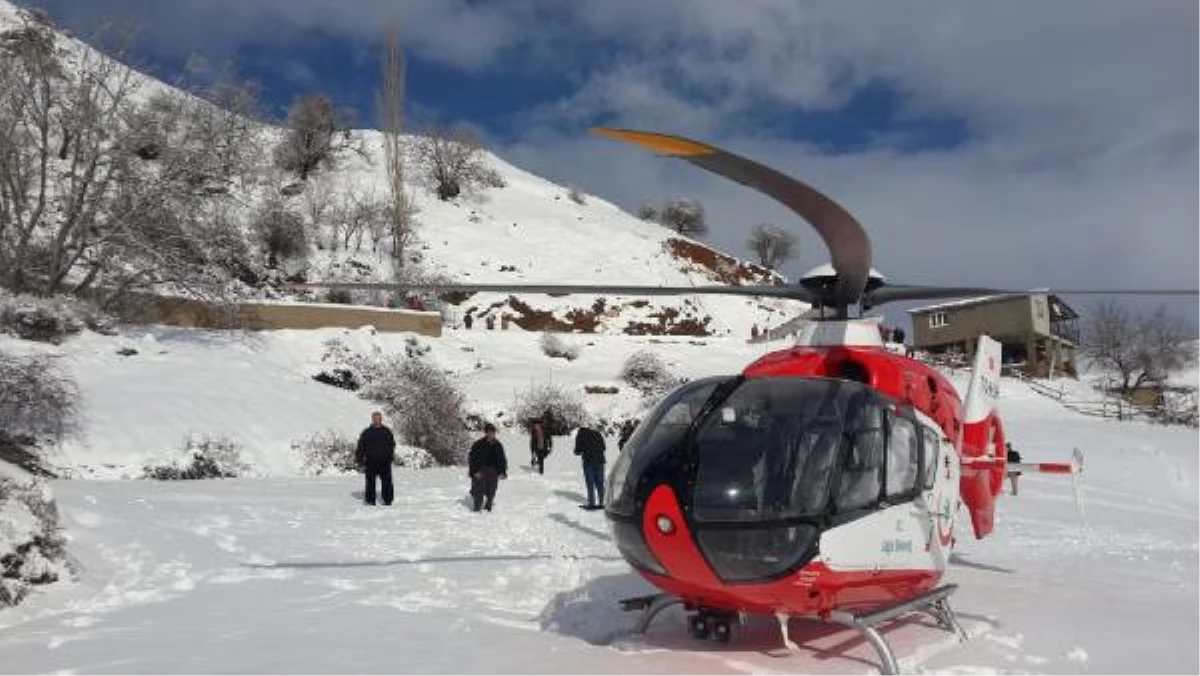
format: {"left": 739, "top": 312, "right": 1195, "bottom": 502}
{"left": 641, "top": 485, "right": 723, "bottom": 588}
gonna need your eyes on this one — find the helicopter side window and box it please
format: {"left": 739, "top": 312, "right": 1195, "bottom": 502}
{"left": 835, "top": 405, "right": 886, "bottom": 512}
{"left": 886, "top": 415, "right": 920, "bottom": 499}
{"left": 921, "top": 426, "right": 940, "bottom": 489}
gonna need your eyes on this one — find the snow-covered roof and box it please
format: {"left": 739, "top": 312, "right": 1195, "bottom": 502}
{"left": 906, "top": 293, "right": 1028, "bottom": 314}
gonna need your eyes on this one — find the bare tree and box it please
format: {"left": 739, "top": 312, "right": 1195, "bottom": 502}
{"left": 658, "top": 197, "right": 708, "bottom": 237}
{"left": 302, "top": 173, "right": 334, "bottom": 248}
{"left": 635, "top": 202, "right": 659, "bottom": 221}
{"left": 0, "top": 13, "right": 142, "bottom": 294}
{"left": 414, "top": 124, "right": 493, "bottom": 200}
{"left": 0, "top": 12, "right": 259, "bottom": 304}
{"left": 274, "top": 94, "right": 355, "bottom": 180}
{"left": 377, "top": 20, "right": 416, "bottom": 268}
{"left": 747, "top": 223, "right": 798, "bottom": 269}
{"left": 1081, "top": 302, "right": 1198, "bottom": 395}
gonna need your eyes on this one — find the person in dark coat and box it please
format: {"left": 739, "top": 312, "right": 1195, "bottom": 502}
{"left": 617, "top": 419, "right": 639, "bottom": 450}
{"left": 529, "top": 416, "right": 552, "bottom": 475}
{"left": 573, "top": 426, "right": 607, "bottom": 508}
{"left": 356, "top": 411, "right": 396, "bottom": 506}
{"left": 468, "top": 423, "right": 508, "bottom": 512}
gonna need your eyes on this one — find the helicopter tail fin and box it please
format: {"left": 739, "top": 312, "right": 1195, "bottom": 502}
{"left": 959, "top": 335, "right": 1005, "bottom": 539}
{"left": 963, "top": 334, "right": 1002, "bottom": 424}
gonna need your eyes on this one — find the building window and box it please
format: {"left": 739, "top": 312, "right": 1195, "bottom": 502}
{"left": 929, "top": 312, "right": 947, "bottom": 328}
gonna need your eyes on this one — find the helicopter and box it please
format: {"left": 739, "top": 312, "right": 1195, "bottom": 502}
{"left": 297, "top": 128, "right": 1196, "bottom": 672}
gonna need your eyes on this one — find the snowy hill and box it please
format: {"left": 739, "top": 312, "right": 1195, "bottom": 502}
{"left": 0, "top": 0, "right": 796, "bottom": 339}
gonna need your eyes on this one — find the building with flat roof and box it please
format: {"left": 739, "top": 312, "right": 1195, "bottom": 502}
{"left": 907, "top": 292, "right": 1079, "bottom": 378}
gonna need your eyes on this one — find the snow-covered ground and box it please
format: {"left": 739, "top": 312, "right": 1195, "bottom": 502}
{"left": 0, "top": 325, "right": 1197, "bottom": 674}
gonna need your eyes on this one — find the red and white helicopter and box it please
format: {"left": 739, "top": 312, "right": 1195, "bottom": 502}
{"left": 303, "top": 128, "right": 1194, "bottom": 672}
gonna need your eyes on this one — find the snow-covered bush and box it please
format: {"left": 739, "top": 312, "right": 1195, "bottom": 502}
{"left": 513, "top": 382, "right": 589, "bottom": 435}
{"left": 311, "top": 368, "right": 360, "bottom": 392}
{"left": 363, "top": 358, "right": 469, "bottom": 466}
{"left": 620, "top": 350, "right": 681, "bottom": 397}
{"left": 0, "top": 352, "right": 80, "bottom": 450}
{"left": 296, "top": 430, "right": 358, "bottom": 475}
{"left": 143, "top": 434, "right": 250, "bottom": 480}
{"left": 297, "top": 431, "right": 437, "bottom": 475}
{"left": 0, "top": 476, "right": 69, "bottom": 608}
{"left": 395, "top": 445, "right": 436, "bottom": 469}
{"left": 0, "top": 291, "right": 116, "bottom": 343}
{"left": 540, "top": 332, "right": 581, "bottom": 361}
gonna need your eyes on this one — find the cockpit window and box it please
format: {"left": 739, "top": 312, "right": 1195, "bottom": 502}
{"left": 605, "top": 376, "right": 731, "bottom": 516}
{"left": 692, "top": 378, "right": 871, "bottom": 522}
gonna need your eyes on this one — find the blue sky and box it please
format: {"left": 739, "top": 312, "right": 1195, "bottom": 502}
{"left": 18, "top": 0, "right": 1200, "bottom": 328}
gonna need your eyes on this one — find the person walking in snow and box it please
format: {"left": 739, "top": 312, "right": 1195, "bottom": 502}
{"left": 573, "top": 426, "right": 607, "bottom": 509}
{"left": 468, "top": 423, "right": 508, "bottom": 512}
{"left": 529, "top": 415, "right": 552, "bottom": 474}
{"left": 356, "top": 411, "right": 396, "bottom": 506}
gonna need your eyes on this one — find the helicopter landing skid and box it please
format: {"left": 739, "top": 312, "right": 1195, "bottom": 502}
{"left": 619, "top": 593, "right": 683, "bottom": 634}
{"left": 826, "top": 584, "right": 967, "bottom": 675}
{"left": 619, "top": 593, "right": 742, "bottom": 642}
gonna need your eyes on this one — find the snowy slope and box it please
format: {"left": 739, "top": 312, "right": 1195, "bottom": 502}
{"left": 0, "top": 0, "right": 798, "bottom": 339}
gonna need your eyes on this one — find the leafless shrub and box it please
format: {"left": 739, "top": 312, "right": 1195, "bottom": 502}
{"left": 513, "top": 382, "right": 589, "bottom": 436}
{"left": 254, "top": 202, "right": 308, "bottom": 269}
{"left": 1081, "top": 302, "right": 1198, "bottom": 395}
{"left": 567, "top": 185, "right": 586, "bottom": 205}
{"left": 142, "top": 434, "right": 249, "bottom": 480}
{"left": 362, "top": 357, "right": 469, "bottom": 466}
{"left": 414, "top": 124, "right": 493, "bottom": 200}
{"left": 620, "top": 350, "right": 682, "bottom": 397}
{"left": 540, "top": 332, "right": 581, "bottom": 361}
{"left": 747, "top": 223, "right": 798, "bottom": 269}
{"left": 0, "top": 351, "right": 80, "bottom": 444}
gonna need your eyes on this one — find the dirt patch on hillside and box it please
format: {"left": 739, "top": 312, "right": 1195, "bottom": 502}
{"left": 666, "top": 238, "right": 782, "bottom": 286}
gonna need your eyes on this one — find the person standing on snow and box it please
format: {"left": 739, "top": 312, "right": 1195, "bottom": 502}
{"left": 468, "top": 423, "right": 508, "bottom": 512}
{"left": 573, "top": 426, "right": 607, "bottom": 509}
{"left": 356, "top": 411, "right": 396, "bottom": 506}
{"left": 529, "top": 415, "right": 553, "bottom": 474}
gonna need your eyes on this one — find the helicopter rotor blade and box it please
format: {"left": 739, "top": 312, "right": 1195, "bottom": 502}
{"left": 591, "top": 127, "right": 871, "bottom": 310}
{"left": 864, "top": 285, "right": 1200, "bottom": 307}
{"left": 290, "top": 281, "right": 817, "bottom": 302}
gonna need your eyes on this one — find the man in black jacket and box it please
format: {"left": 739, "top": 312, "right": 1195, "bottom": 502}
{"left": 468, "top": 423, "right": 507, "bottom": 512}
{"left": 356, "top": 411, "right": 396, "bottom": 506}
{"left": 574, "top": 426, "right": 607, "bottom": 509}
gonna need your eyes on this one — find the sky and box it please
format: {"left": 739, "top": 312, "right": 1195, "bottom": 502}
{"left": 19, "top": 0, "right": 1200, "bottom": 331}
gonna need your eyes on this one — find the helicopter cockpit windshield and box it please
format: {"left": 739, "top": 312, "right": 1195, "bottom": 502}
{"left": 692, "top": 377, "right": 873, "bottom": 523}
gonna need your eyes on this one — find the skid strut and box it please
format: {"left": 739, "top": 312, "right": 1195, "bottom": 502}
{"left": 827, "top": 584, "right": 967, "bottom": 675}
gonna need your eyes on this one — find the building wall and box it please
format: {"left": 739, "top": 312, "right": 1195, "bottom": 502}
{"left": 911, "top": 296, "right": 1034, "bottom": 350}
{"left": 110, "top": 293, "right": 442, "bottom": 336}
